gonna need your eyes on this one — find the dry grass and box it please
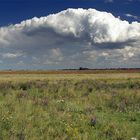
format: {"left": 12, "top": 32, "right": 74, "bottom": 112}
{"left": 0, "top": 73, "right": 140, "bottom": 83}
{"left": 0, "top": 69, "right": 140, "bottom": 75}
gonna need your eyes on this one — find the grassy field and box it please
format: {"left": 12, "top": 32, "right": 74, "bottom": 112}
{"left": 0, "top": 72, "right": 140, "bottom": 140}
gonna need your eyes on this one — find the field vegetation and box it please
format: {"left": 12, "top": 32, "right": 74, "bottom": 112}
{"left": 0, "top": 72, "right": 140, "bottom": 140}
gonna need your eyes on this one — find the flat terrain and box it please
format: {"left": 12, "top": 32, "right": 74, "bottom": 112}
{"left": 0, "top": 69, "right": 140, "bottom": 82}
{"left": 0, "top": 71, "right": 140, "bottom": 140}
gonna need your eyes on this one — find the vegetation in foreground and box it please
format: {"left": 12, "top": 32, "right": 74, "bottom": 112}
{"left": 0, "top": 76, "right": 140, "bottom": 140}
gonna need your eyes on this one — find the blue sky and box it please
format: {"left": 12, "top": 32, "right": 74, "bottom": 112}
{"left": 0, "top": 0, "right": 140, "bottom": 26}
{"left": 0, "top": 0, "right": 140, "bottom": 69}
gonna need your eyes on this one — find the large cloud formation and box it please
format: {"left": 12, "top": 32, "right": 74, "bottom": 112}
{"left": 0, "top": 8, "right": 140, "bottom": 69}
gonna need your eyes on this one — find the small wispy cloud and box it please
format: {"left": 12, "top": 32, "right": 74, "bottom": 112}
{"left": 105, "top": 0, "right": 114, "bottom": 3}
{"left": 125, "top": 13, "right": 139, "bottom": 20}
{"left": 2, "top": 52, "right": 23, "bottom": 59}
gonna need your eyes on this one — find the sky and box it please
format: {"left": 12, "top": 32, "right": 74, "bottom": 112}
{"left": 0, "top": 0, "right": 140, "bottom": 70}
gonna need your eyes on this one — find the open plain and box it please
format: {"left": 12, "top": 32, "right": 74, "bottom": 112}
{"left": 0, "top": 70, "right": 140, "bottom": 140}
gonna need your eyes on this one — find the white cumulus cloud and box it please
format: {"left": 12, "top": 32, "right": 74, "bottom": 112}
{"left": 0, "top": 8, "right": 140, "bottom": 69}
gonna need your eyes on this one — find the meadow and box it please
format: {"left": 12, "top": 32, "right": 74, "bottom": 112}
{"left": 0, "top": 71, "right": 140, "bottom": 140}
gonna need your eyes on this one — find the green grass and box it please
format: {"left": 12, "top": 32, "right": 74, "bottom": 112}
{"left": 0, "top": 74, "right": 140, "bottom": 140}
